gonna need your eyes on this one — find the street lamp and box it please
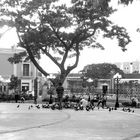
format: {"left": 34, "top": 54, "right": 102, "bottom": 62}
{"left": 113, "top": 73, "right": 122, "bottom": 108}
{"left": 87, "top": 78, "right": 93, "bottom": 83}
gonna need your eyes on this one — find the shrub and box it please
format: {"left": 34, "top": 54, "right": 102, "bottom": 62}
{"left": 122, "top": 101, "right": 132, "bottom": 107}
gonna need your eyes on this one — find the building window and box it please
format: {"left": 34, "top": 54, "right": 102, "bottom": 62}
{"left": 3, "top": 86, "right": 6, "bottom": 92}
{"left": 22, "top": 83, "right": 29, "bottom": 92}
{"left": 23, "top": 64, "right": 30, "bottom": 76}
{"left": 0, "top": 86, "right": 2, "bottom": 92}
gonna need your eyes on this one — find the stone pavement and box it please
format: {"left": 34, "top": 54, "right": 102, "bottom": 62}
{"left": 0, "top": 103, "right": 140, "bottom": 140}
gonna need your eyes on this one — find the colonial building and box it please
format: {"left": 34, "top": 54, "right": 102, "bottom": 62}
{"left": 0, "top": 47, "right": 38, "bottom": 95}
{"left": 115, "top": 61, "right": 140, "bottom": 74}
{"left": 63, "top": 73, "right": 112, "bottom": 95}
{"left": 63, "top": 72, "right": 140, "bottom": 97}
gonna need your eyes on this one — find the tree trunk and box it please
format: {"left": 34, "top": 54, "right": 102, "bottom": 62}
{"left": 60, "top": 72, "right": 67, "bottom": 85}
{"left": 59, "top": 70, "right": 70, "bottom": 86}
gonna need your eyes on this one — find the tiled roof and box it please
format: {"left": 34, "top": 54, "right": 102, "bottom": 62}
{"left": 0, "top": 48, "right": 24, "bottom": 54}
{"left": 123, "top": 74, "right": 140, "bottom": 79}
{"left": 67, "top": 73, "right": 82, "bottom": 78}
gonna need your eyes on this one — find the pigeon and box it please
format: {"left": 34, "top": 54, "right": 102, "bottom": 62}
{"left": 75, "top": 106, "right": 80, "bottom": 111}
{"left": 86, "top": 106, "right": 90, "bottom": 111}
{"left": 42, "top": 104, "right": 49, "bottom": 109}
{"left": 36, "top": 105, "right": 40, "bottom": 109}
{"left": 127, "top": 108, "right": 131, "bottom": 112}
{"left": 74, "top": 104, "right": 80, "bottom": 111}
{"left": 80, "top": 105, "right": 84, "bottom": 110}
{"left": 109, "top": 107, "right": 111, "bottom": 112}
{"left": 51, "top": 105, "right": 55, "bottom": 110}
{"left": 91, "top": 105, "right": 95, "bottom": 110}
{"left": 122, "top": 108, "right": 125, "bottom": 111}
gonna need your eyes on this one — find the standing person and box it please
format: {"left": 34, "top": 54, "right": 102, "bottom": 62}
{"left": 80, "top": 97, "right": 88, "bottom": 109}
{"left": 56, "top": 82, "right": 64, "bottom": 109}
{"left": 131, "top": 96, "right": 138, "bottom": 108}
{"left": 15, "top": 94, "right": 19, "bottom": 103}
{"left": 15, "top": 90, "right": 19, "bottom": 103}
{"left": 102, "top": 94, "right": 107, "bottom": 108}
{"left": 48, "top": 85, "right": 55, "bottom": 104}
{"left": 97, "top": 94, "right": 103, "bottom": 109}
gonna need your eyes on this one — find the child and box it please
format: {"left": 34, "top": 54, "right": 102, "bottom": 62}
{"left": 21, "top": 96, "right": 25, "bottom": 103}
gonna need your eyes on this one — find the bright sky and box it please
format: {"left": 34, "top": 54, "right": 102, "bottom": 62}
{"left": 0, "top": 0, "right": 140, "bottom": 73}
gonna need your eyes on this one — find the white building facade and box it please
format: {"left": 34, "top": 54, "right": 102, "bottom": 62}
{"left": 115, "top": 61, "right": 140, "bottom": 74}
{"left": 0, "top": 48, "right": 38, "bottom": 94}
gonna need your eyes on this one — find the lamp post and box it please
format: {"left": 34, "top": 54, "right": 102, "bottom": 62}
{"left": 34, "top": 77, "right": 38, "bottom": 104}
{"left": 87, "top": 78, "right": 93, "bottom": 84}
{"left": 86, "top": 78, "right": 93, "bottom": 93}
{"left": 113, "top": 73, "right": 122, "bottom": 108}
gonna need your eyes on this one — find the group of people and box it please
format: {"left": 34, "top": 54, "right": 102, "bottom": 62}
{"left": 15, "top": 94, "right": 25, "bottom": 103}
{"left": 96, "top": 94, "right": 107, "bottom": 109}
{"left": 131, "top": 96, "right": 139, "bottom": 108}
{"left": 45, "top": 82, "right": 64, "bottom": 109}
{"left": 56, "top": 82, "right": 64, "bottom": 109}
{"left": 55, "top": 82, "right": 108, "bottom": 110}
{"left": 14, "top": 81, "right": 108, "bottom": 110}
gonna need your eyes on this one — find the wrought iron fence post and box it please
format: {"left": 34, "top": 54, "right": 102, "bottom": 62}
{"left": 115, "top": 78, "right": 119, "bottom": 108}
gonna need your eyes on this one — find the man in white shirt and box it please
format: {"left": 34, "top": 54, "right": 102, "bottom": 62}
{"left": 80, "top": 98, "right": 88, "bottom": 108}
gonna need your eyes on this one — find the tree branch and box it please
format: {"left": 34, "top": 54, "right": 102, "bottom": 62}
{"left": 61, "top": 49, "right": 68, "bottom": 67}
{"left": 26, "top": 47, "right": 49, "bottom": 76}
{"left": 67, "top": 43, "right": 80, "bottom": 73}
{"left": 16, "top": 29, "right": 49, "bottom": 76}
{"left": 40, "top": 47, "right": 61, "bottom": 68}
{"left": 50, "top": 26, "right": 68, "bottom": 48}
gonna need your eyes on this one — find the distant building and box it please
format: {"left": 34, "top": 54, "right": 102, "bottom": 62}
{"left": 123, "top": 62, "right": 131, "bottom": 73}
{"left": 132, "top": 61, "right": 140, "bottom": 73}
{"left": 115, "top": 61, "right": 140, "bottom": 74}
{"left": 0, "top": 48, "right": 39, "bottom": 95}
{"left": 63, "top": 73, "right": 83, "bottom": 89}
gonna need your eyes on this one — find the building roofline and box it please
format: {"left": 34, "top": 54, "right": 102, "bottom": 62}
{"left": 0, "top": 48, "right": 24, "bottom": 54}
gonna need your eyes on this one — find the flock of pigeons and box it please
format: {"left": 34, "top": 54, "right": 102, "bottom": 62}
{"left": 16, "top": 102, "right": 135, "bottom": 113}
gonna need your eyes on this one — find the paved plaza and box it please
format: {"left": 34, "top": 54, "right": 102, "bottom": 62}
{"left": 0, "top": 103, "right": 140, "bottom": 140}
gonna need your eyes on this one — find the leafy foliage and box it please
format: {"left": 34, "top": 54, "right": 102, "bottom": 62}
{"left": 8, "top": 75, "right": 21, "bottom": 90}
{"left": 82, "top": 63, "right": 124, "bottom": 79}
{"left": 8, "top": 51, "right": 28, "bottom": 63}
{"left": 0, "top": 0, "right": 131, "bottom": 83}
{"left": 118, "top": 0, "right": 133, "bottom": 5}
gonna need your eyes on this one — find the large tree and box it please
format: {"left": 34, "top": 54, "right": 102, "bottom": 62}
{"left": 8, "top": 75, "right": 21, "bottom": 92}
{"left": 0, "top": 0, "right": 131, "bottom": 84}
{"left": 81, "top": 63, "right": 124, "bottom": 79}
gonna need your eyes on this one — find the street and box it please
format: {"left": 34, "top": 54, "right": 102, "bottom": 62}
{"left": 0, "top": 103, "right": 140, "bottom": 140}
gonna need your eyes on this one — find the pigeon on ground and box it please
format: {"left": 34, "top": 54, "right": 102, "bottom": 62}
{"left": 86, "top": 106, "right": 90, "bottom": 111}
{"left": 36, "top": 105, "right": 40, "bottom": 109}
{"left": 51, "top": 105, "right": 55, "bottom": 110}
{"left": 109, "top": 107, "right": 111, "bottom": 112}
{"left": 28, "top": 106, "right": 31, "bottom": 110}
{"left": 122, "top": 108, "right": 125, "bottom": 111}
{"left": 114, "top": 107, "right": 117, "bottom": 110}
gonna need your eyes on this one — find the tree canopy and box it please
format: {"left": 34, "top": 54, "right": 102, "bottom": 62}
{"left": 81, "top": 63, "right": 124, "bottom": 79}
{"left": 0, "top": 0, "right": 131, "bottom": 83}
{"left": 8, "top": 75, "right": 20, "bottom": 91}
{"left": 119, "top": 0, "right": 133, "bottom": 5}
